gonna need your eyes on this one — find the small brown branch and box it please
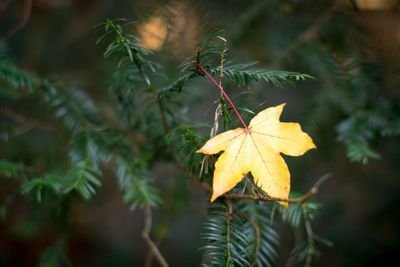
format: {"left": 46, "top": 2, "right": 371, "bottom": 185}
{"left": 223, "top": 178, "right": 323, "bottom": 204}
{"left": 142, "top": 206, "right": 169, "bottom": 267}
{"left": 144, "top": 235, "right": 164, "bottom": 267}
{"left": 222, "top": 190, "right": 315, "bottom": 204}
{"left": 224, "top": 173, "right": 331, "bottom": 203}
{"left": 179, "top": 150, "right": 330, "bottom": 205}
{"left": 182, "top": 161, "right": 328, "bottom": 204}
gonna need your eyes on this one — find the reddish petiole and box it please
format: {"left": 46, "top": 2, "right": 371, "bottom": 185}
{"left": 195, "top": 63, "right": 248, "bottom": 129}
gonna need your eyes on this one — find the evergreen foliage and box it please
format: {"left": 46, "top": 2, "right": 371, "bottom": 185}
{"left": 202, "top": 203, "right": 250, "bottom": 267}
{"left": 3, "top": 10, "right": 392, "bottom": 265}
{"left": 0, "top": 18, "right": 324, "bottom": 265}
{"left": 213, "top": 62, "right": 314, "bottom": 88}
{"left": 290, "top": 36, "right": 400, "bottom": 164}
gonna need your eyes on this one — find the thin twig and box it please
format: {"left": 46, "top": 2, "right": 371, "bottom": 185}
{"left": 217, "top": 36, "right": 227, "bottom": 88}
{"left": 142, "top": 206, "right": 169, "bottom": 267}
{"left": 144, "top": 236, "right": 164, "bottom": 267}
{"left": 182, "top": 162, "right": 329, "bottom": 204}
{"left": 223, "top": 174, "right": 329, "bottom": 204}
{"left": 222, "top": 189, "right": 316, "bottom": 204}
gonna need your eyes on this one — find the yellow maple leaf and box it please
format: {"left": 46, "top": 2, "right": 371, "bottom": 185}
{"left": 197, "top": 103, "right": 316, "bottom": 207}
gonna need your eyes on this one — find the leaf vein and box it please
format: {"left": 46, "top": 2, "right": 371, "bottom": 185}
{"left": 248, "top": 132, "right": 274, "bottom": 188}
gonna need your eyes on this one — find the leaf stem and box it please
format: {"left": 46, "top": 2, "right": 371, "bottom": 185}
{"left": 195, "top": 63, "right": 248, "bottom": 129}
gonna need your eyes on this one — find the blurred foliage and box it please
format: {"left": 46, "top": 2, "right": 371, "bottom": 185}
{"left": 0, "top": 0, "right": 400, "bottom": 266}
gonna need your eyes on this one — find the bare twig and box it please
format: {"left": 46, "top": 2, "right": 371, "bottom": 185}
{"left": 222, "top": 189, "right": 316, "bottom": 204}
{"left": 182, "top": 161, "right": 329, "bottom": 204}
{"left": 217, "top": 35, "right": 227, "bottom": 88}
{"left": 142, "top": 206, "right": 169, "bottom": 267}
{"left": 223, "top": 173, "right": 330, "bottom": 204}
{"left": 144, "top": 236, "right": 164, "bottom": 267}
